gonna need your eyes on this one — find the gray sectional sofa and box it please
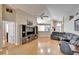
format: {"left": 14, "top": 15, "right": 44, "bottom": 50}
{"left": 59, "top": 41, "right": 79, "bottom": 55}
{"left": 51, "top": 32, "right": 79, "bottom": 55}
{"left": 51, "top": 32, "right": 79, "bottom": 47}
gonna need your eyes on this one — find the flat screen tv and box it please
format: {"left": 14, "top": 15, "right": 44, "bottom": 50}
{"left": 74, "top": 19, "right": 79, "bottom": 31}
{"left": 27, "top": 32, "right": 34, "bottom": 36}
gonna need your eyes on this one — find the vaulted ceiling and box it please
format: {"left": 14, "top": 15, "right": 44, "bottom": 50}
{"left": 8, "top": 4, "right": 79, "bottom": 20}
{"left": 8, "top": 4, "right": 47, "bottom": 16}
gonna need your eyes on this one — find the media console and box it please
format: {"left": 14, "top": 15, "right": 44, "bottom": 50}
{"left": 20, "top": 24, "right": 38, "bottom": 44}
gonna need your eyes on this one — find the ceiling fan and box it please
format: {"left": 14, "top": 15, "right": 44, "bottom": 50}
{"left": 39, "top": 13, "right": 49, "bottom": 19}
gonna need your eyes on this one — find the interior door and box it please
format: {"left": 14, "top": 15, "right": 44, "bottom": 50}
{"left": 8, "top": 22, "right": 16, "bottom": 44}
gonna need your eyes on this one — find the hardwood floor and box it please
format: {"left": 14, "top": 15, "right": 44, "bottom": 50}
{"left": 37, "top": 37, "right": 63, "bottom": 55}
{"left": 1, "top": 37, "right": 79, "bottom": 55}
{"left": 0, "top": 37, "right": 63, "bottom": 55}
{"left": 0, "top": 39, "right": 37, "bottom": 55}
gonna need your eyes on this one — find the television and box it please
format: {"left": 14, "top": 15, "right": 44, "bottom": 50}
{"left": 26, "top": 27, "right": 34, "bottom": 36}
{"left": 74, "top": 19, "right": 79, "bottom": 31}
{"left": 27, "top": 32, "right": 34, "bottom": 36}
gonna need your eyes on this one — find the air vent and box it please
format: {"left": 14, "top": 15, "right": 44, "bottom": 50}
{"left": 6, "top": 8, "right": 13, "bottom": 13}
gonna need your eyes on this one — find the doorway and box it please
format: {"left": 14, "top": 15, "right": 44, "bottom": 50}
{"left": 53, "top": 20, "right": 63, "bottom": 32}
{"left": 3, "top": 21, "right": 16, "bottom": 48}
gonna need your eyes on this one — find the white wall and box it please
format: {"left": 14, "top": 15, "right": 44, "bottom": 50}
{"left": 2, "top": 5, "right": 16, "bottom": 46}
{"left": 0, "top": 5, "right": 3, "bottom": 48}
{"left": 0, "top": 18, "right": 3, "bottom": 48}
{"left": 2, "top": 5, "right": 16, "bottom": 22}
{"left": 15, "top": 9, "right": 37, "bottom": 25}
{"left": 64, "top": 15, "right": 79, "bottom": 35}
{"left": 15, "top": 9, "right": 37, "bottom": 45}
{"left": 2, "top": 5, "right": 37, "bottom": 45}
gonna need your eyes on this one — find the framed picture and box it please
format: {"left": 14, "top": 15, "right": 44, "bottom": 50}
{"left": 74, "top": 19, "right": 79, "bottom": 31}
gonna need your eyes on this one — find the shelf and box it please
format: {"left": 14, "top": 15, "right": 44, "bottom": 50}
{"left": 21, "top": 24, "right": 38, "bottom": 44}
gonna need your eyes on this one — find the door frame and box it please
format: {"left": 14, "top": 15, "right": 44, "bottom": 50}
{"left": 2, "top": 20, "right": 16, "bottom": 46}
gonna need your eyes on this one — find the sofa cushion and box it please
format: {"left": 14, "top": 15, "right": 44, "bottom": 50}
{"left": 65, "top": 33, "right": 73, "bottom": 40}
{"left": 60, "top": 41, "right": 73, "bottom": 55}
{"left": 70, "top": 37, "right": 78, "bottom": 45}
{"left": 70, "top": 39, "right": 76, "bottom": 45}
{"left": 74, "top": 40, "right": 79, "bottom": 46}
{"left": 72, "top": 34, "right": 79, "bottom": 39}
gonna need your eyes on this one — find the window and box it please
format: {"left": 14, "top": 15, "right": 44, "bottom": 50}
{"left": 37, "top": 17, "right": 51, "bottom": 32}
{"left": 38, "top": 24, "right": 51, "bottom": 32}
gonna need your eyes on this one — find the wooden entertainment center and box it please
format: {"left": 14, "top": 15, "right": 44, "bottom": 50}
{"left": 20, "top": 24, "right": 38, "bottom": 44}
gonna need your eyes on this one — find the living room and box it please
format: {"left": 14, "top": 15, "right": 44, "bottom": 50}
{"left": 0, "top": 4, "right": 79, "bottom": 55}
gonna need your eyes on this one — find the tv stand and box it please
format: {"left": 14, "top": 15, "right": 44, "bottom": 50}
{"left": 20, "top": 25, "right": 38, "bottom": 44}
